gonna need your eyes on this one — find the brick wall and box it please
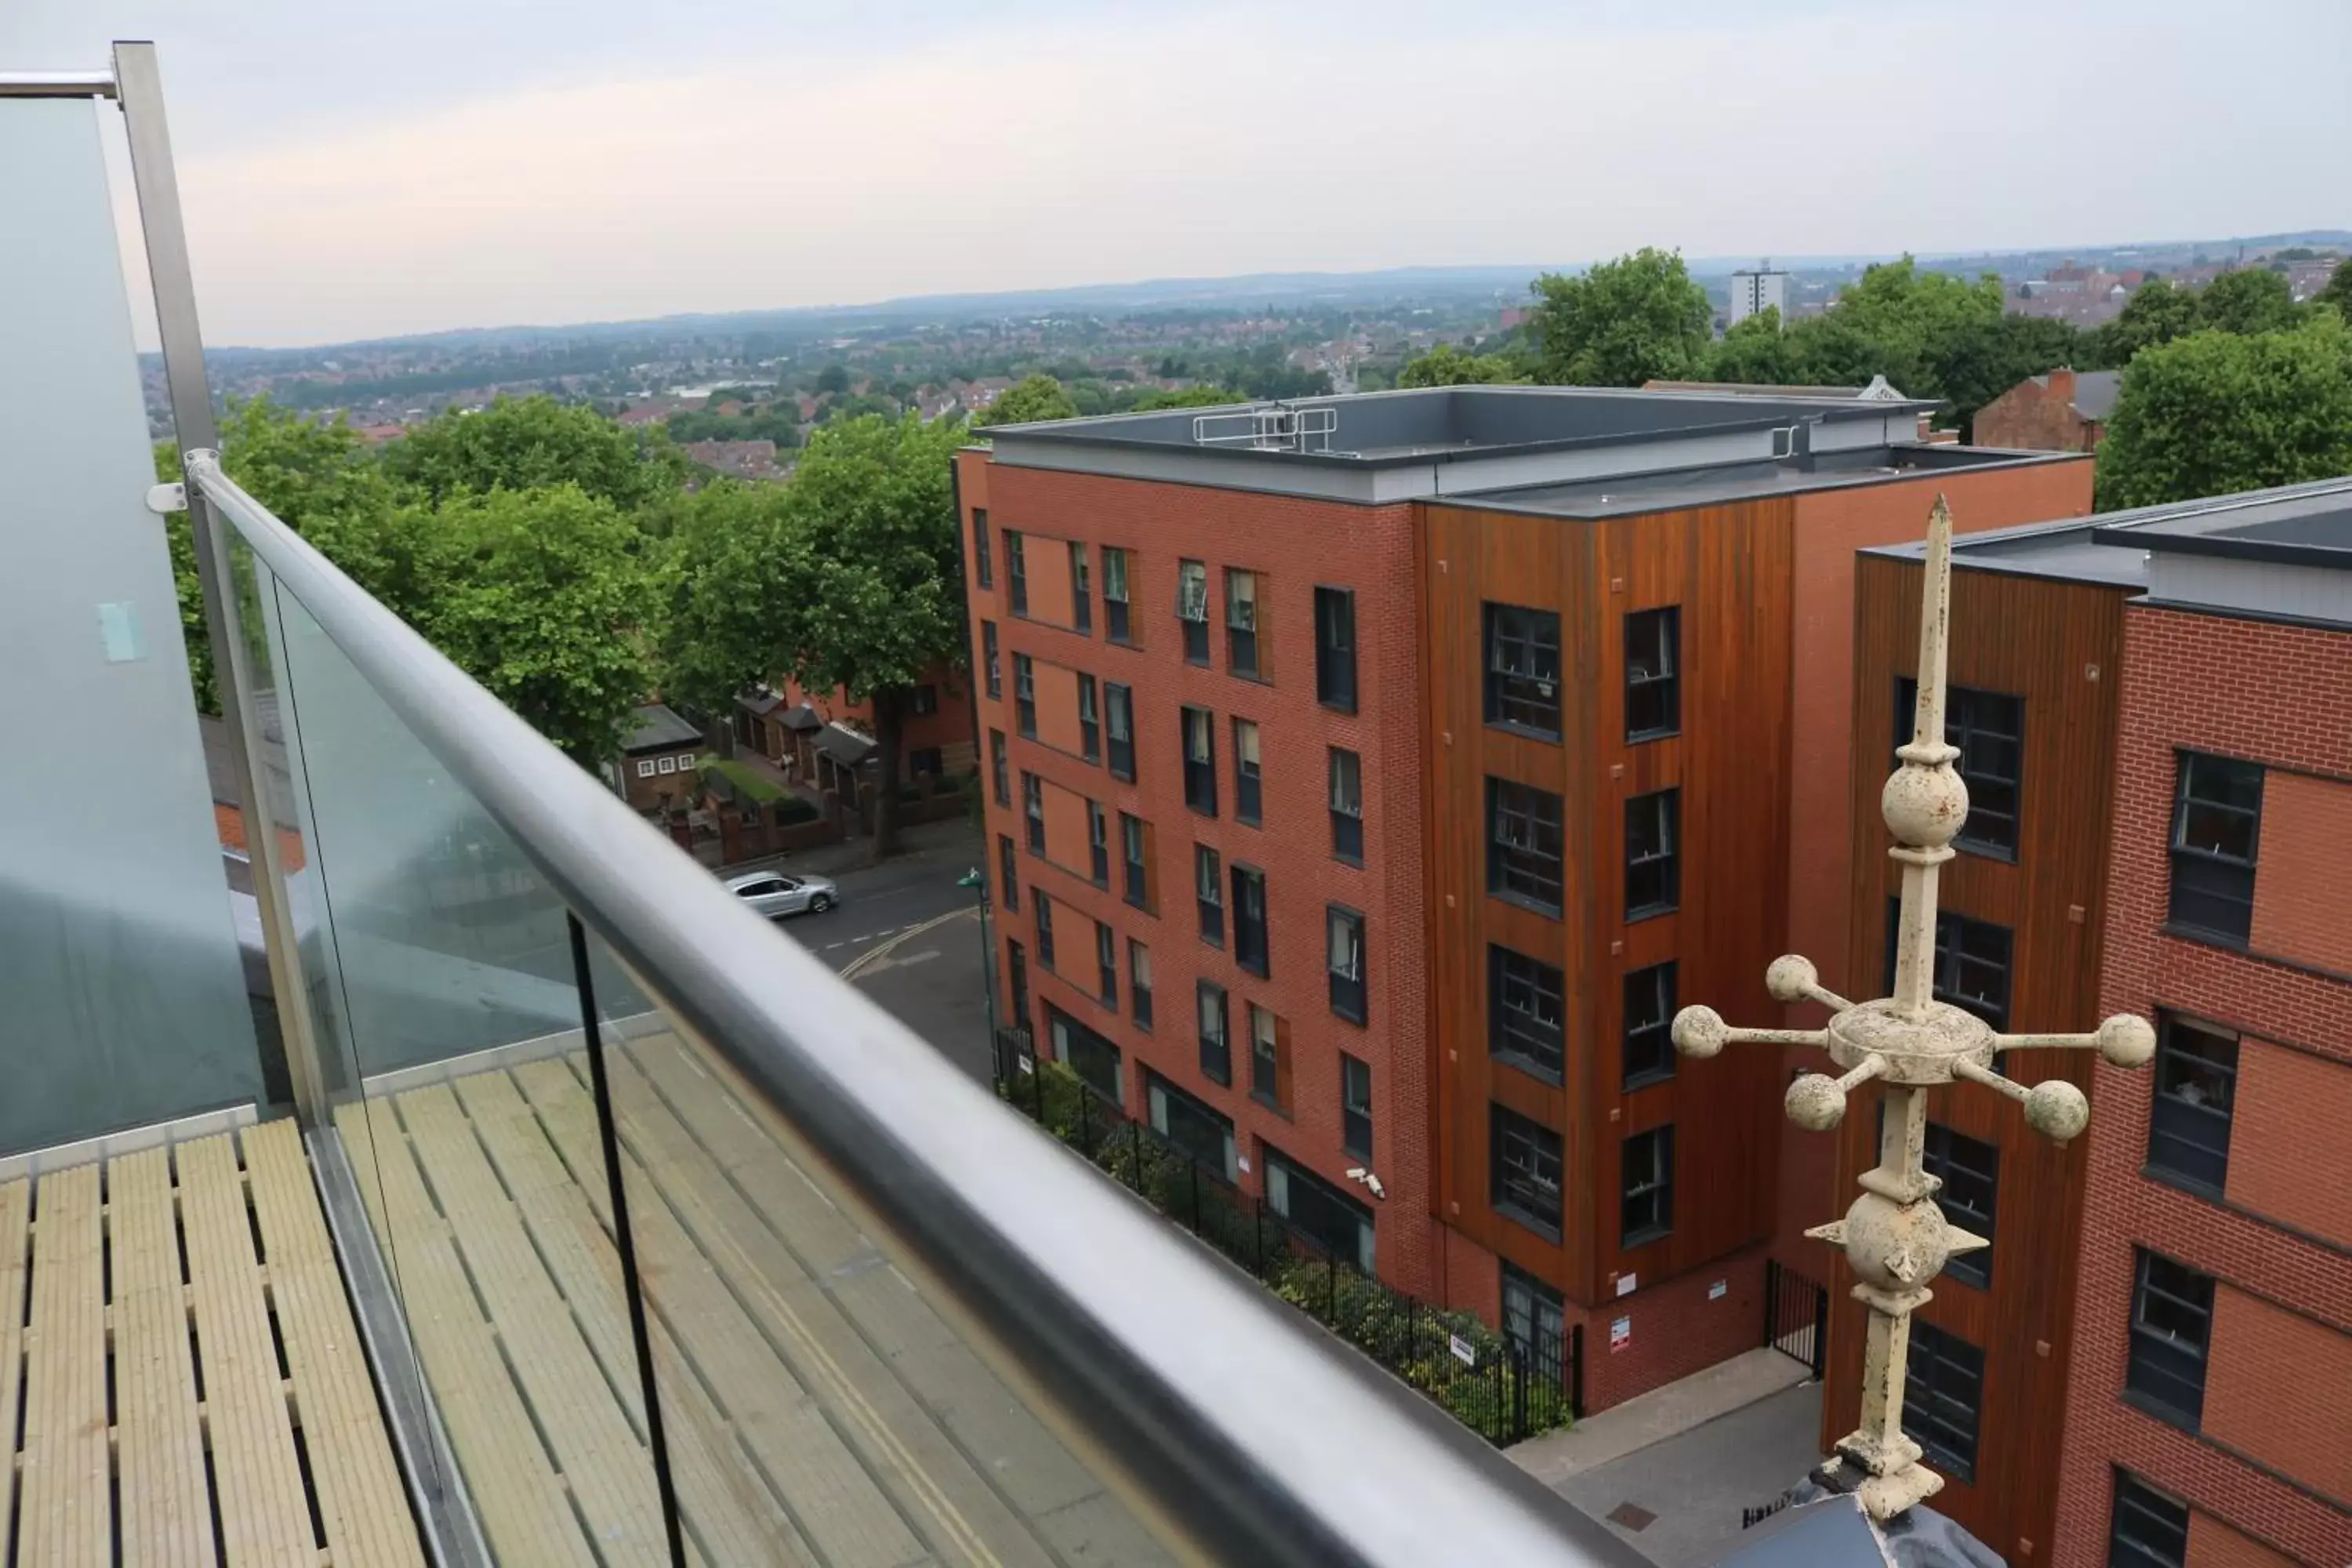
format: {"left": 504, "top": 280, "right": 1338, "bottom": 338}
{"left": 2202, "top": 1286, "right": 2352, "bottom": 1504}
{"left": 2249, "top": 771, "right": 2352, "bottom": 975}
{"left": 2227, "top": 1039, "right": 2352, "bottom": 1250}
{"left": 622, "top": 745, "right": 702, "bottom": 811}
{"left": 1576, "top": 1247, "right": 1772, "bottom": 1413}
{"left": 2189, "top": 1511, "right": 2303, "bottom": 1568}
{"left": 1973, "top": 370, "right": 2105, "bottom": 454}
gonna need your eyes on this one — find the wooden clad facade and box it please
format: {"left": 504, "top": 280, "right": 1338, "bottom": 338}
{"left": 1827, "top": 552, "right": 2132, "bottom": 1559}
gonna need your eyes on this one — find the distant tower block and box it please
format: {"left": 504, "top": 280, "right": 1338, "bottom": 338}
{"left": 1668, "top": 495, "right": 2154, "bottom": 1523}
{"left": 1730, "top": 263, "right": 1788, "bottom": 326}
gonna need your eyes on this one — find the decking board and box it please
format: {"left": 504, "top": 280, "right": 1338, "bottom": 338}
{"left": 107, "top": 1145, "right": 214, "bottom": 1568}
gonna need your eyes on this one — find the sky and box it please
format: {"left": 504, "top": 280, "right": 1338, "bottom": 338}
{"left": 8, "top": 0, "right": 2351, "bottom": 348}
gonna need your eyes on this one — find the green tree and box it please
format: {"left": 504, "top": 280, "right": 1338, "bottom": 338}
{"left": 1702, "top": 307, "right": 1802, "bottom": 383}
{"left": 383, "top": 394, "right": 686, "bottom": 510}
{"left": 973, "top": 373, "right": 1080, "bottom": 427}
{"left": 1527, "top": 249, "right": 1714, "bottom": 387}
{"left": 1395, "top": 343, "right": 1524, "bottom": 388}
{"left": 2093, "top": 282, "right": 2203, "bottom": 366}
{"left": 815, "top": 364, "right": 852, "bottom": 396}
{"left": 2195, "top": 268, "right": 2303, "bottom": 336}
{"left": 1932, "top": 314, "right": 2088, "bottom": 437}
{"left": 2314, "top": 260, "right": 2352, "bottom": 318}
{"left": 2095, "top": 316, "right": 2352, "bottom": 510}
{"left": 1130, "top": 384, "right": 1241, "bottom": 410}
{"left": 655, "top": 481, "right": 796, "bottom": 711}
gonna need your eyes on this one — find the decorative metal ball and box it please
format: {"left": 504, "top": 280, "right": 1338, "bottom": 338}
{"left": 2098, "top": 1014, "right": 2157, "bottom": 1069}
{"left": 1671, "top": 1005, "right": 1729, "bottom": 1059}
{"left": 1840, "top": 1188, "right": 1957, "bottom": 1292}
{"left": 1765, "top": 955, "right": 1819, "bottom": 1004}
{"left": 1880, "top": 760, "right": 1969, "bottom": 849}
{"left": 1785, "top": 1072, "right": 1848, "bottom": 1131}
{"left": 2024, "top": 1079, "right": 2091, "bottom": 1141}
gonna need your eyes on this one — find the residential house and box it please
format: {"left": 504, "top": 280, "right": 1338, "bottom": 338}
{"left": 617, "top": 702, "right": 706, "bottom": 812}
{"left": 1972, "top": 367, "right": 2119, "bottom": 453}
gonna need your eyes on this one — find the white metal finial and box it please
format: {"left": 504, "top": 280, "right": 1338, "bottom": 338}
{"left": 1664, "top": 494, "right": 2155, "bottom": 1522}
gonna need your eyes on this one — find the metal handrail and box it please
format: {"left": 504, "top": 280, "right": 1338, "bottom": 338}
{"left": 186, "top": 452, "right": 1642, "bottom": 1566}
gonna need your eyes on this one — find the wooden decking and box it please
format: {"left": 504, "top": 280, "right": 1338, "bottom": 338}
{"left": 0, "top": 1121, "right": 425, "bottom": 1568}
{"left": 337, "top": 1031, "right": 1175, "bottom": 1568}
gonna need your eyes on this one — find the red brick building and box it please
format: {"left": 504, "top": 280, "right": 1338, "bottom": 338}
{"left": 958, "top": 387, "right": 2090, "bottom": 1413}
{"left": 1973, "top": 367, "right": 2119, "bottom": 453}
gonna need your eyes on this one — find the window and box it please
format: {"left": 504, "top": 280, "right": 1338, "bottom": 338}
{"left": 1006, "top": 530, "right": 1028, "bottom": 615}
{"left": 1328, "top": 906, "right": 1367, "bottom": 1024}
{"left": 1103, "top": 546, "right": 1133, "bottom": 644}
{"left": 1022, "top": 771, "right": 1045, "bottom": 853}
{"left": 1923, "top": 1123, "right": 1998, "bottom": 1288}
{"left": 1129, "top": 940, "right": 1154, "bottom": 1029}
{"left": 1263, "top": 1145, "right": 1376, "bottom": 1275}
{"left": 1501, "top": 1264, "right": 1566, "bottom": 1373}
{"left": 1621, "top": 1125, "right": 1675, "bottom": 1245}
{"left": 1895, "top": 677, "right": 2021, "bottom": 858}
{"left": 1007, "top": 940, "right": 1029, "bottom": 1038}
{"left": 1225, "top": 569, "right": 1263, "bottom": 678}
{"left": 1232, "top": 864, "right": 1269, "bottom": 978}
{"left": 1249, "top": 1004, "right": 1285, "bottom": 1110}
{"left": 910, "top": 747, "right": 942, "bottom": 777}
{"left": 2169, "top": 752, "right": 2262, "bottom": 944}
{"left": 991, "top": 730, "right": 1010, "bottom": 808}
{"left": 1148, "top": 1070, "right": 1236, "bottom": 1181}
{"left": 2109, "top": 1472, "right": 2190, "bottom": 1568}
{"left": 1120, "top": 812, "right": 1149, "bottom": 910}
{"left": 1902, "top": 1320, "right": 1983, "bottom": 1484}
{"left": 657, "top": 755, "right": 677, "bottom": 775}
{"left": 1487, "top": 777, "right": 1566, "bottom": 914}
{"left": 1178, "top": 559, "right": 1210, "bottom": 663}
{"left": 1014, "top": 653, "right": 1036, "bottom": 737}
{"left": 982, "top": 621, "right": 1001, "bottom": 699}
{"left": 1622, "top": 961, "right": 1677, "bottom": 1088}
{"left": 1341, "top": 1054, "right": 1372, "bottom": 1160}
{"left": 635, "top": 759, "right": 655, "bottom": 779}
{"left": 1313, "top": 586, "right": 1357, "bottom": 711}
{"left": 1088, "top": 800, "right": 1110, "bottom": 886}
{"left": 972, "top": 508, "right": 993, "bottom": 590}
{"left": 1888, "top": 902, "right": 2015, "bottom": 1030}
{"left": 1197, "top": 980, "right": 1231, "bottom": 1084}
{"left": 1233, "top": 719, "right": 1263, "bottom": 826}
{"left": 2148, "top": 1014, "right": 2238, "bottom": 1192}
{"left": 1070, "top": 542, "right": 1092, "bottom": 635}
{"left": 1488, "top": 945, "right": 1565, "bottom": 1082}
{"left": 997, "top": 834, "right": 1018, "bottom": 914}
{"left": 2128, "top": 1250, "right": 2213, "bottom": 1428}
{"left": 1329, "top": 747, "right": 1363, "bottom": 863}
{"left": 1050, "top": 1005, "right": 1120, "bottom": 1105}
{"left": 1196, "top": 844, "right": 1224, "bottom": 946}
{"left": 1625, "top": 607, "right": 1680, "bottom": 742}
{"left": 1096, "top": 920, "right": 1117, "bottom": 1007}
{"left": 1625, "top": 789, "right": 1680, "bottom": 920}
{"left": 1105, "top": 682, "right": 1135, "bottom": 782}
{"left": 1491, "top": 1105, "right": 1563, "bottom": 1239}
{"left": 909, "top": 683, "right": 938, "bottom": 717}
{"left": 1078, "top": 675, "right": 1101, "bottom": 763}
{"left": 1181, "top": 706, "right": 1218, "bottom": 815}
{"left": 1034, "top": 889, "right": 1056, "bottom": 969}
{"left": 1484, "top": 602, "right": 1562, "bottom": 737}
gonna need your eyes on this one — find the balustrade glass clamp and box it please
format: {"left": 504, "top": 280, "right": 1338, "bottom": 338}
{"left": 145, "top": 481, "right": 186, "bottom": 514}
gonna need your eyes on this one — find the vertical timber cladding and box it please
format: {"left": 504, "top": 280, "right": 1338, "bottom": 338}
{"left": 1420, "top": 499, "right": 1793, "bottom": 1312}
{"left": 1828, "top": 552, "right": 2129, "bottom": 1559}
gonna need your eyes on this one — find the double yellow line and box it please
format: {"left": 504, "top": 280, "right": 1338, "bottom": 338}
{"left": 838, "top": 907, "right": 974, "bottom": 983}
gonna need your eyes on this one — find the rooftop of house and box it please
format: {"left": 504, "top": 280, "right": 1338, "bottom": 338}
{"left": 622, "top": 702, "right": 703, "bottom": 753}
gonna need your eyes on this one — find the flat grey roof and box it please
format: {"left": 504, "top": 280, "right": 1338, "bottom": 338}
{"left": 1459, "top": 444, "right": 2079, "bottom": 521}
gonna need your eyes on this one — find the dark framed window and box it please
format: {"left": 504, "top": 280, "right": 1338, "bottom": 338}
{"left": 909, "top": 683, "right": 938, "bottom": 717}
{"left": 1034, "top": 889, "right": 1055, "bottom": 970}
{"left": 1625, "top": 789, "right": 1679, "bottom": 920}
{"left": 1341, "top": 1054, "right": 1373, "bottom": 1160}
{"left": 1088, "top": 800, "right": 1110, "bottom": 886}
{"left": 1329, "top": 747, "right": 1363, "bottom": 863}
{"left": 1923, "top": 1123, "right": 1998, "bottom": 1289}
{"left": 1625, "top": 607, "right": 1680, "bottom": 742}
{"left": 1197, "top": 980, "right": 1231, "bottom": 1085}
{"left": 1327, "top": 905, "right": 1367, "bottom": 1024}
{"left": 1014, "top": 653, "right": 1036, "bottom": 738}
{"left": 972, "top": 507, "right": 993, "bottom": 590}
{"left": 1120, "top": 812, "right": 1149, "bottom": 910}
{"left": 1129, "top": 939, "right": 1153, "bottom": 1030}
{"left": 1886, "top": 901, "right": 2013, "bottom": 1030}
{"left": 1486, "top": 776, "right": 1566, "bottom": 914}
{"left": 1103, "top": 546, "right": 1133, "bottom": 644}
{"left": 1105, "top": 681, "right": 1136, "bottom": 782}
{"left": 1095, "top": 920, "right": 1117, "bottom": 1007}
{"left": 2109, "top": 1471, "right": 2189, "bottom": 1568}
{"left": 1196, "top": 844, "right": 1224, "bottom": 946}
{"left": 997, "top": 833, "right": 1018, "bottom": 914}
{"left": 1178, "top": 559, "right": 1210, "bottom": 664}
{"left": 982, "top": 619, "right": 1001, "bottom": 699}
{"left": 1314, "top": 586, "right": 1357, "bottom": 712}
{"left": 1621, "top": 1124, "right": 1674, "bottom": 1245}
{"left": 1491, "top": 1105, "right": 1563, "bottom": 1239}
{"left": 1006, "top": 529, "right": 1028, "bottom": 615}
{"left": 1896, "top": 677, "right": 2021, "bottom": 858}
{"left": 2128, "top": 1250, "right": 2213, "bottom": 1428}
{"left": 1622, "top": 961, "right": 1676, "bottom": 1088}
{"left": 1501, "top": 1263, "right": 1565, "bottom": 1372}
{"left": 911, "top": 746, "right": 942, "bottom": 777}
{"left": 1181, "top": 706, "right": 1218, "bottom": 815}
{"left": 2169, "top": 752, "right": 2262, "bottom": 945}
{"left": 1078, "top": 675, "right": 1101, "bottom": 764}
{"left": 1007, "top": 939, "right": 1029, "bottom": 1038}
{"left": 1484, "top": 601, "right": 1561, "bottom": 737}
{"left": 1232, "top": 864, "right": 1269, "bottom": 978}
{"left": 990, "top": 729, "right": 1009, "bottom": 808}
{"left": 2147, "top": 1014, "right": 2238, "bottom": 1193}
{"left": 1225, "top": 568, "right": 1263, "bottom": 679}
{"left": 1070, "top": 541, "right": 1092, "bottom": 635}
{"left": 1249, "top": 1004, "right": 1283, "bottom": 1110}
{"left": 1022, "top": 771, "right": 1044, "bottom": 853}
{"left": 1233, "top": 718, "right": 1263, "bottom": 827}
{"left": 1902, "top": 1320, "right": 1983, "bottom": 1484}
{"left": 1049, "top": 1004, "right": 1119, "bottom": 1105}
{"left": 1147, "top": 1069, "right": 1235, "bottom": 1181}
{"left": 1263, "top": 1144, "right": 1376, "bottom": 1274}
{"left": 1488, "top": 944, "right": 1564, "bottom": 1082}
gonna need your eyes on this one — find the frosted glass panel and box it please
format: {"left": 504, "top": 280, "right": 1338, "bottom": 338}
{"left": 0, "top": 99, "right": 260, "bottom": 1156}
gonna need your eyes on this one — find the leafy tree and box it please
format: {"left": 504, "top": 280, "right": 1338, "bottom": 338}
{"left": 2314, "top": 260, "right": 2352, "bottom": 318}
{"left": 2095, "top": 316, "right": 2352, "bottom": 510}
{"left": 815, "top": 363, "right": 852, "bottom": 396}
{"left": 1527, "top": 249, "right": 1714, "bottom": 387}
{"left": 654, "top": 481, "right": 795, "bottom": 710}
{"left": 382, "top": 394, "right": 686, "bottom": 510}
{"left": 973, "top": 373, "right": 1080, "bottom": 427}
{"left": 2195, "top": 268, "right": 2302, "bottom": 337}
{"left": 1131, "top": 384, "right": 1242, "bottom": 410}
{"left": 1395, "top": 343, "right": 1524, "bottom": 387}
{"left": 2093, "top": 282, "right": 2203, "bottom": 366}
{"left": 1702, "top": 307, "right": 1803, "bottom": 384}
{"left": 1932, "top": 314, "right": 2088, "bottom": 437}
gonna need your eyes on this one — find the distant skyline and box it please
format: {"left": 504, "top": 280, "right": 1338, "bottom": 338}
{"left": 9, "top": 0, "right": 2350, "bottom": 348}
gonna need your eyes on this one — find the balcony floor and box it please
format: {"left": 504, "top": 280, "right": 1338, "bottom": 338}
{"left": 1, "top": 1121, "right": 425, "bottom": 1567}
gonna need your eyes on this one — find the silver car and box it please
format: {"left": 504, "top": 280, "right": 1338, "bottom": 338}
{"left": 725, "top": 869, "right": 838, "bottom": 918}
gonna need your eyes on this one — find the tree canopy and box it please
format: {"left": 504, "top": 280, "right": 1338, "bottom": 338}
{"left": 2194, "top": 268, "right": 2302, "bottom": 337}
{"left": 2093, "top": 282, "right": 2203, "bottom": 365}
{"left": 2314, "top": 260, "right": 2352, "bottom": 318}
{"left": 1396, "top": 343, "right": 1526, "bottom": 388}
{"left": 1528, "top": 249, "right": 1714, "bottom": 387}
{"left": 2095, "top": 315, "right": 2352, "bottom": 510}
{"left": 383, "top": 394, "right": 687, "bottom": 510}
{"left": 1129, "top": 383, "right": 1242, "bottom": 410}
{"left": 972, "top": 373, "right": 1080, "bottom": 427}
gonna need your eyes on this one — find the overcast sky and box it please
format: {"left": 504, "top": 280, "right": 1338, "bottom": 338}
{"left": 9, "top": 0, "right": 2350, "bottom": 347}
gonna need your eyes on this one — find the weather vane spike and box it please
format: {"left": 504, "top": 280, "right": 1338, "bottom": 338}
{"left": 1669, "top": 493, "right": 2157, "bottom": 1523}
